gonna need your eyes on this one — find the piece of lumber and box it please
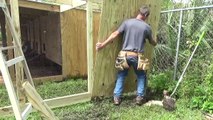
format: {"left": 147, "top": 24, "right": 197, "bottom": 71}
{"left": 18, "top": 0, "right": 60, "bottom": 12}
{"left": 87, "top": 0, "right": 94, "bottom": 93}
{"left": 44, "top": 92, "right": 91, "bottom": 108}
{"left": 9, "top": 0, "right": 26, "bottom": 106}
{"left": 22, "top": 81, "right": 58, "bottom": 120}
{"left": 92, "top": 0, "right": 162, "bottom": 97}
{"left": 0, "top": 92, "right": 91, "bottom": 116}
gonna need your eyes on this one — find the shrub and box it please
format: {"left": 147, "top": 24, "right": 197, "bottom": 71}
{"left": 148, "top": 70, "right": 176, "bottom": 97}
{"left": 191, "top": 63, "right": 213, "bottom": 113}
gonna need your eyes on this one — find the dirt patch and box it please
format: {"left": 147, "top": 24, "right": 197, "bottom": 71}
{"left": 26, "top": 53, "right": 62, "bottom": 78}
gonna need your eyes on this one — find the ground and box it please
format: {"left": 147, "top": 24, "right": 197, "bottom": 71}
{"left": 26, "top": 53, "right": 62, "bottom": 78}
{"left": 0, "top": 79, "right": 207, "bottom": 120}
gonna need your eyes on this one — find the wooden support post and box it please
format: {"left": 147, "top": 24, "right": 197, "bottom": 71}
{"left": 9, "top": 0, "right": 25, "bottom": 106}
{"left": 87, "top": 0, "right": 94, "bottom": 93}
{"left": 0, "top": 14, "right": 7, "bottom": 47}
{"left": 22, "top": 81, "right": 58, "bottom": 120}
{"left": 5, "top": 1, "right": 15, "bottom": 83}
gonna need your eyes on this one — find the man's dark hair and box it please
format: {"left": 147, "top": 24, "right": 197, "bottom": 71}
{"left": 139, "top": 5, "right": 150, "bottom": 17}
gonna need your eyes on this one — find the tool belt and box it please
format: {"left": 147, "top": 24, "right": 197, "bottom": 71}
{"left": 137, "top": 53, "right": 150, "bottom": 70}
{"left": 115, "top": 51, "right": 150, "bottom": 71}
{"left": 115, "top": 51, "right": 129, "bottom": 70}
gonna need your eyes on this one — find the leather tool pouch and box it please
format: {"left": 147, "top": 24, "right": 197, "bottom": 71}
{"left": 137, "top": 53, "right": 150, "bottom": 70}
{"left": 115, "top": 51, "right": 129, "bottom": 70}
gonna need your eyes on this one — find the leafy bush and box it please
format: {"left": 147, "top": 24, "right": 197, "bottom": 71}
{"left": 190, "top": 63, "right": 213, "bottom": 113}
{"left": 148, "top": 71, "right": 176, "bottom": 97}
{"left": 176, "top": 54, "right": 213, "bottom": 113}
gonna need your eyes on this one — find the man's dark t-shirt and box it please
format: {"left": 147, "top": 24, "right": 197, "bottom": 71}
{"left": 117, "top": 18, "right": 152, "bottom": 53}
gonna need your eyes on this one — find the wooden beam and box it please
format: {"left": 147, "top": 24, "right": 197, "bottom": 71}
{"left": 22, "top": 81, "right": 58, "bottom": 120}
{"left": 0, "top": 75, "right": 64, "bottom": 85}
{"left": 5, "top": 6, "right": 15, "bottom": 84}
{"left": 19, "top": 7, "right": 48, "bottom": 20}
{"left": 0, "top": 92, "right": 91, "bottom": 116}
{"left": 44, "top": 92, "right": 91, "bottom": 108}
{"left": 87, "top": 0, "right": 94, "bottom": 93}
{"left": 0, "top": 14, "right": 7, "bottom": 47}
{"left": 18, "top": 0, "right": 60, "bottom": 12}
{"left": 55, "top": 0, "right": 72, "bottom": 5}
{"left": 10, "top": 0, "right": 26, "bottom": 106}
{"left": 33, "top": 75, "right": 64, "bottom": 85}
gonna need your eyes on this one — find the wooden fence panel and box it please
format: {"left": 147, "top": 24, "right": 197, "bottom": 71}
{"left": 92, "top": 0, "right": 162, "bottom": 97}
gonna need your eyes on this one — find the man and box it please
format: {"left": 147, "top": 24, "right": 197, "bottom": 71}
{"left": 96, "top": 5, "right": 157, "bottom": 105}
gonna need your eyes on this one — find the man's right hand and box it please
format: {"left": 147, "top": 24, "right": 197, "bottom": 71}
{"left": 96, "top": 42, "right": 104, "bottom": 51}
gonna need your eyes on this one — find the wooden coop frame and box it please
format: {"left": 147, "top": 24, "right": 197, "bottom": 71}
{"left": 0, "top": 0, "right": 162, "bottom": 117}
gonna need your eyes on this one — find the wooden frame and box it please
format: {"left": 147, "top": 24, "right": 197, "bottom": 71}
{"left": 18, "top": 0, "right": 60, "bottom": 12}
{"left": 0, "top": 0, "right": 94, "bottom": 117}
{"left": 0, "top": 0, "right": 163, "bottom": 117}
{"left": 18, "top": 0, "right": 87, "bottom": 13}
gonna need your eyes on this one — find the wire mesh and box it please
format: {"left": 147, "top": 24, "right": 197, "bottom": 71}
{"left": 152, "top": 6, "right": 213, "bottom": 81}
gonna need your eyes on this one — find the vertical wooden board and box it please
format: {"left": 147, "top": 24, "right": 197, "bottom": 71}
{"left": 39, "top": 15, "right": 47, "bottom": 54}
{"left": 0, "top": 15, "right": 6, "bottom": 47}
{"left": 29, "top": 21, "right": 34, "bottom": 49}
{"left": 33, "top": 18, "right": 40, "bottom": 54}
{"left": 10, "top": 0, "right": 25, "bottom": 105}
{"left": 61, "top": 9, "right": 100, "bottom": 77}
{"left": 6, "top": 18, "right": 15, "bottom": 81}
{"left": 61, "top": 9, "right": 87, "bottom": 76}
{"left": 45, "top": 13, "right": 62, "bottom": 65}
{"left": 92, "top": 11, "right": 100, "bottom": 60}
{"left": 92, "top": 0, "right": 162, "bottom": 97}
{"left": 20, "top": 25, "right": 27, "bottom": 43}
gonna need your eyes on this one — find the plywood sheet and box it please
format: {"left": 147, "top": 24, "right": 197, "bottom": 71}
{"left": 61, "top": 9, "right": 100, "bottom": 76}
{"left": 92, "top": 0, "right": 162, "bottom": 97}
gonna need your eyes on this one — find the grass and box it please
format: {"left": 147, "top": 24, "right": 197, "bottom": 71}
{"left": 0, "top": 78, "right": 87, "bottom": 107}
{"left": 0, "top": 78, "right": 206, "bottom": 120}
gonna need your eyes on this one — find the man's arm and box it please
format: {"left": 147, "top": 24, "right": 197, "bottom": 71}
{"left": 147, "top": 27, "right": 157, "bottom": 46}
{"left": 96, "top": 30, "right": 120, "bottom": 51}
{"left": 149, "top": 35, "right": 157, "bottom": 46}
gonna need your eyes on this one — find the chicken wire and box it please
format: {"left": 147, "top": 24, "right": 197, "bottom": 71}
{"left": 151, "top": 5, "right": 213, "bottom": 80}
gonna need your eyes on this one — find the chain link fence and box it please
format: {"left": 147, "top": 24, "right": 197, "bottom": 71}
{"left": 152, "top": 5, "right": 213, "bottom": 81}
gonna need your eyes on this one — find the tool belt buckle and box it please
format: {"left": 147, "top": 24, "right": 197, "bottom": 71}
{"left": 137, "top": 53, "right": 150, "bottom": 70}
{"left": 115, "top": 51, "right": 129, "bottom": 70}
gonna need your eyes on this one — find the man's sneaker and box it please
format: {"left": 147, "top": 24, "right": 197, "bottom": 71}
{"left": 136, "top": 96, "right": 144, "bottom": 105}
{"left": 114, "top": 97, "right": 121, "bottom": 105}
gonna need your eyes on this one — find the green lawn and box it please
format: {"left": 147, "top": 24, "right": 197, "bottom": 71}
{"left": 0, "top": 78, "right": 206, "bottom": 120}
{"left": 0, "top": 78, "right": 88, "bottom": 107}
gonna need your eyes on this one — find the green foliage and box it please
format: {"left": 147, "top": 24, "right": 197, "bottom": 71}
{"left": 149, "top": 71, "right": 176, "bottom": 96}
{"left": 190, "top": 63, "right": 213, "bottom": 113}
{"left": 0, "top": 85, "right": 9, "bottom": 107}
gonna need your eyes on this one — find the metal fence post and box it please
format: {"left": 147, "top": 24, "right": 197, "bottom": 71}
{"left": 173, "top": 10, "right": 183, "bottom": 80}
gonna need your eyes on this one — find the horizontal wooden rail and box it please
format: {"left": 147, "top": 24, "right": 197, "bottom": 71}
{"left": 0, "top": 46, "right": 17, "bottom": 51}
{"left": 6, "top": 56, "right": 24, "bottom": 67}
{"left": 0, "top": 92, "right": 91, "bottom": 116}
